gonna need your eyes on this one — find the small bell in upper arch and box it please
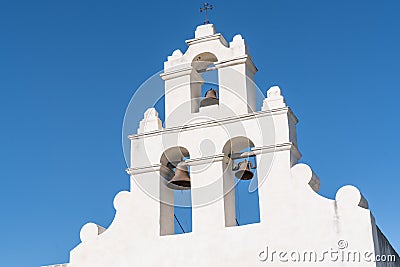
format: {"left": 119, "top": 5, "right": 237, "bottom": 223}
{"left": 199, "top": 89, "right": 219, "bottom": 108}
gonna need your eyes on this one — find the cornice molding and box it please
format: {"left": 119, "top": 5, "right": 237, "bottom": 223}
{"left": 252, "top": 142, "right": 301, "bottom": 159}
{"left": 126, "top": 142, "right": 301, "bottom": 175}
{"left": 160, "top": 66, "right": 193, "bottom": 81}
{"left": 160, "top": 55, "right": 257, "bottom": 80}
{"left": 185, "top": 153, "right": 227, "bottom": 166}
{"left": 129, "top": 107, "right": 295, "bottom": 140}
{"left": 126, "top": 164, "right": 161, "bottom": 176}
{"left": 214, "top": 55, "right": 257, "bottom": 73}
{"left": 185, "top": 33, "right": 228, "bottom": 47}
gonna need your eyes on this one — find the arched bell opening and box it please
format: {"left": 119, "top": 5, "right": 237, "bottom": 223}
{"left": 222, "top": 137, "right": 260, "bottom": 227}
{"left": 191, "top": 52, "right": 219, "bottom": 112}
{"left": 159, "top": 147, "right": 192, "bottom": 235}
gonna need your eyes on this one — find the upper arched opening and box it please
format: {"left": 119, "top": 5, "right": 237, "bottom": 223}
{"left": 191, "top": 52, "right": 218, "bottom": 72}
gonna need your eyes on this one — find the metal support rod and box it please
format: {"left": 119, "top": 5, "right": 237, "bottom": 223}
{"left": 174, "top": 214, "right": 186, "bottom": 233}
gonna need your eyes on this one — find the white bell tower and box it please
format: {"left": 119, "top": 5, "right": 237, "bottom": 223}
{"left": 161, "top": 24, "right": 258, "bottom": 127}
{"left": 124, "top": 23, "right": 302, "bottom": 243}
{"left": 50, "top": 24, "right": 399, "bottom": 267}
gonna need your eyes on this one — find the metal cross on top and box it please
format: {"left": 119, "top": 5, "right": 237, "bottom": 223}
{"left": 200, "top": 3, "right": 213, "bottom": 24}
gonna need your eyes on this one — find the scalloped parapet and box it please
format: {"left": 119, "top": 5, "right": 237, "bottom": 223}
{"left": 113, "top": 190, "right": 131, "bottom": 212}
{"left": 335, "top": 185, "right": 369, "bottom": 209}
{"left": 80, "top": 223, "right": 106, "bottom": 243}
{"left": 291, "top": 163, "right": 320, "bottom": 192}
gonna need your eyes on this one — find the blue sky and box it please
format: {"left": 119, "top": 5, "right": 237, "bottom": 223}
{"left": 0, "top": 0, "right": 399, "bottom": 266}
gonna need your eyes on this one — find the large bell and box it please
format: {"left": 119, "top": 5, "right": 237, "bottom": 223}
{"left": 167, "top": 162, "right": 191, "bottom": 190}
{"left": 199, "top": 89, "right": 219, "bottom": 108}
{"left": 235, "top": 160, "right": 254, "bottom": 180}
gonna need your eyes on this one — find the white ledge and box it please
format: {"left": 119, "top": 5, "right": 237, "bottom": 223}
{"left": 126, "top": 142, "right": 300, "bottom": 175}
{"left": 214, "top": 55, "right": 258, "bottom": 73}
{"left": 160, "top": 66, "right": 193, "bottom": 81}
{"left": 185, "top": 33, "right": 228, "bottom": 47}
{"left": 128, "top": 107, "right": 297, "bottom": 140}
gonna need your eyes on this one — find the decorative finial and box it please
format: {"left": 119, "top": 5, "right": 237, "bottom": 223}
{"left": 199, "top": 3, "right": 213, "bottom": 24}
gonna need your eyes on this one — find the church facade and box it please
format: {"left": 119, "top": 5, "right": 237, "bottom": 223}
{"left": 43, "top": 24, "right": 399, "bottom": 267}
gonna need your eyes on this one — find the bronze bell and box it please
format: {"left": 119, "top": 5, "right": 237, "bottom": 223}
{"left": 167, "top": 162, "right": 191, "bottom": 190}
{"left": 199, "top": 89, "right": 219, "bottom": 108}
{"left": 235, "top": 160, "right": 254, "bottom": 180}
